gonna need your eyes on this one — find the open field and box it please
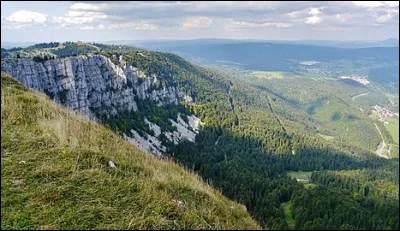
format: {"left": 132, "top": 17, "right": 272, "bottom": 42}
{"left": 385, "top": 117, "right": 399, "bottom": 144}
{"left": 287, "top": 171, "right": 312, "bottom": 182}
{"left": 287, "top": 171, "right": 316, "bottom": 189}
{"left": 251, "top": 71, "right": 285, "bottom": 79}
{"left": 281, "top": 202, "right": 295, "bottom": 230}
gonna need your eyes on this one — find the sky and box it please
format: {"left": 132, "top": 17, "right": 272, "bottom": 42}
{"left": 1, "top": 1, "right": 399, "bottom": 42}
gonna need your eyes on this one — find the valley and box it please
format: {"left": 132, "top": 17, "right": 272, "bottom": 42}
{"left": 208, "top": 64, "right": 399, "bottom": 159}
{"left": 1, "top": 41, "right": 398, "bottom": 230}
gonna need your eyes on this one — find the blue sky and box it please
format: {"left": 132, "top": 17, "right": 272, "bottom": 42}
{"left": 1, "top": 1, "right": 399, "bottom": 42}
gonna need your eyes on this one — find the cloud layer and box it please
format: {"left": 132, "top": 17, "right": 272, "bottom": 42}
{"left": 1, "top": 1, "right": 399, "bottom": 41}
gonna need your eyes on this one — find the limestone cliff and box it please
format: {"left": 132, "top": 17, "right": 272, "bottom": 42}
{"left": 1, "top": 54, "right": 184, "bottom": 117}
{"left": 1, "top": 54, "right": 202, "bottom": 155}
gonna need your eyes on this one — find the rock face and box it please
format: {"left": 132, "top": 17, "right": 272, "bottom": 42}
{"left": 1, "top": 55, "right": 183, "bottom": 118}
{"left": 1, "top": 54, "right": 203, "bottom": 156}
{"left": 124, "top": 113, "right": 204, "bottom": 156}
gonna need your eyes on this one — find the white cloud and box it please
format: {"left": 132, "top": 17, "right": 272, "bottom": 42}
{"left": 305, "top": 16, "right": 322, "bottom": 25}
{"left": 304, "top": 7, "right": 324, "bottom": 25}
{"left": 376, "top": 14, "right": 392, "bottom": 23}
{"left": 52, "top": 11, "right": 108, "bottom": 27}
{"left": 65, "top": 11, "right": 105, "bottom": 18}
{"left": 309, "top": 8, "right": 321, "bottom": 15}
{"left": 2, "top": 1, "right": 399, "bottom": 41}
{"left": 287, "top": 10, "right": 301, "bottom": 18}
{"left": 109, "top": 21, "right": 159, "bottom": 30}
{"left": 353, "top": 1, "right": 384, "bottom": 8}
{"left": 6, "top": 10, "right": 47, "bottom": 23}
{"left": 186, "top": 1, "right": 281, "bottom": 13}
{"left": 352, "top": 1, "right": 399, "bottom": 8}
{"left": 70, "top": 3, "right": 110, "bottom": 11}
{"left": 335, "top": 14, "right": 346, "bottom": 23}
{"left": 287, "top": 6, "right": 324, "bottom": 25}
{"left": 181, "top": 17, "right": 213, "bottom": 29}
{"left": 53, "top": 16, "right": 95, "bottom": 26}
{"left": 375, "top": 8, "right": 399, "bottom": 23}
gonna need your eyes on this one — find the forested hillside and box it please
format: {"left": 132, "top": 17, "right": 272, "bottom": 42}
{"left": 2, "top": 42, "right": 398, "bottom": 230}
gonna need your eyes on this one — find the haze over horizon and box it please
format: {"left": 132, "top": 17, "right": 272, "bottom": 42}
{"left": 1, "top": 1, "right": 399, "bottom": 42}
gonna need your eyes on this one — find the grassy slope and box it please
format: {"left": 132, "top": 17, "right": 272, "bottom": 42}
{"left": 385, "top": 117, "right": 399, "bottom": 145}
{"left": 1, "top": 72, "right": 260, "bottom": 230}
{"left": 287, "top": 171, "right": 313, "bottom": 181}
{"left": 281, "top": 202, "right": 295, "bottom": 230}
{"left": 251, "top": 71, "right": 285, "bottom": 79}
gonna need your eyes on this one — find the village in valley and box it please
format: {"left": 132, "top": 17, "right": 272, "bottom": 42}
{"left": 371, "top": 105, "right": 399, "bottom": 125}
{"left": 339, "top": 75, "right": 370, "bottom": 85}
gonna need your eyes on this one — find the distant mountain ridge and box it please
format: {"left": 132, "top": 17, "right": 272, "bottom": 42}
{"left": 3, "top": 38, "right": 398, "bottom": 50}
{"left": 104, "top": 38, "right": 399, "bottom": 49}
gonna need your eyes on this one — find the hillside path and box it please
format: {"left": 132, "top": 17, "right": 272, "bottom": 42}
{"left": 374, "top": 123, "right": 389, "bottom": 159}
{"left": 352, "top": 92, "right": 369, "bottom": 100}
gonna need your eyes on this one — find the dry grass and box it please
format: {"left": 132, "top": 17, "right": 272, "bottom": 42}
{"left": 1, "top": 72, "right": 260, "bottom": 230}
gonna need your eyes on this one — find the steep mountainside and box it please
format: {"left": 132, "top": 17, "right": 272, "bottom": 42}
{"left": 1, "top": 72, "right": 260, "bottom": 230}
{"left": 1, "top": 53, "right": 201, "bottom": 156}
{"left": 2, "top": 42, "right": 398, "bottom": 230}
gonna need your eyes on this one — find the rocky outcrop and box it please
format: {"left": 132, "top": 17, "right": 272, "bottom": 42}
{"left": 124, "top": 114, "right": 204, "bottom": 156}
{"left": 1, "top": 54, "right": 203, "bottom": 156}
{"left": 1, "top": 55, "right": 184, "bottom": 118}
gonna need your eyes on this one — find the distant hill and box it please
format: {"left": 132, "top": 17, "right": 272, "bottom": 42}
{"left": 1, "top": 41, "right": 38, "bottom": 49}
{"left": 3, "top": 38, "right": 398, "bottom": 50}
{"left": 257, "top": 38, "right": 399, "bottom": 48}
{"left": 132, "top": 41, "right": 398, "bottom": 71}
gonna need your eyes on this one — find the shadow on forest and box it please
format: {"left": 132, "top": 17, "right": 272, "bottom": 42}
{"left": 169, "top": 125, "right": 395, "bottom": 229}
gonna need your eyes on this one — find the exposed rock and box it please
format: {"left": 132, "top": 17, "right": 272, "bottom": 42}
{"left": 187, "top": 114, "right": 204, "bottom": 132}
{"left": 124, "top": 130, "right": 166, "bottom": 157}
{"left": 2, "top": 55, "right": 204, "bottom": 157}
{"left": 165, "top": 113, "right": 203, "bottom": 145}
{"left": 172, "top": 199, "right": 185, "bottom": 208}
{"left": 1, "top": 55, "right": 183, "bottom": 117}
{"left": 144, "top": 118, "right": 161, "bottom": 137}
{"left": 108, "top": 160, "right": 117, "bottom": 168}
{"left": 123, "top": 113, "right": 203, "bottom": 156}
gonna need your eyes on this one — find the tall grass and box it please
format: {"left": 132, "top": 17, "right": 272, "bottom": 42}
{"left": 1, "top": 72, "right": 260, "bottom": 230}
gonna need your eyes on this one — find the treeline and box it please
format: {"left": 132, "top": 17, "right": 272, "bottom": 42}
{"left": 291, "top": 186, "right": 398, "bottom": 230}
{"left": 311, "top": 167, "right": 399, "bottom": 200}
{"left": 32, "top": 54, "right": 56, "bottom": 62}
{"left": 26, "top": 42, "right": 60, "bottom": 50}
